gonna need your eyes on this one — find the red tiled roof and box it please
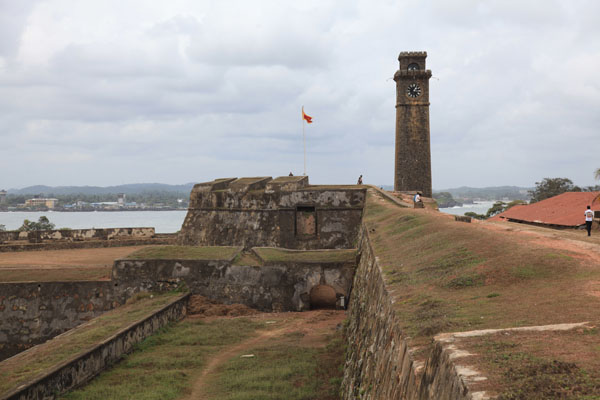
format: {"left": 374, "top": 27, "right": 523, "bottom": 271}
{"left": 490, "top": 192, "right": 600, "bottom": 227}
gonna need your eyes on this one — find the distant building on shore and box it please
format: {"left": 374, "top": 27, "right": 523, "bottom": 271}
{"left": 0, "top": 190, "right": 6, "bottom": 204}
{"left": 25, "top": 198, "right": 58, "bottom": 209}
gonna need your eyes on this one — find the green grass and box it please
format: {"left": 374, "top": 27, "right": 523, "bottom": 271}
{"left": 254, "top": 248, "right": 356, "bottom": 264}
{"left": 205, "top": 333, "right": 345, "bottom": 400}
{"left": 126, "top": 246, "right": 241, "bottom": 260}
{"left": 60, "top": 318, "right": 263, "bottom": 400}
{"left": 0, "top": 291, "right": 184, "bottom": 396}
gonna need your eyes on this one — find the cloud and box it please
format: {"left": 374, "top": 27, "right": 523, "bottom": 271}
{"left": 0, "top": 0, "right": 599, "bottom": 189}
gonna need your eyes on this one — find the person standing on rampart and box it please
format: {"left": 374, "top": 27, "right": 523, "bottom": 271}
{"left": 585, "top": 205, "right": 594, "bottom": 237}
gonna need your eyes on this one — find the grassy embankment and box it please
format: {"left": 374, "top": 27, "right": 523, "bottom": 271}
{"left": 0, "top": 268, "right": 110, "bottom": 282}
{"left": 127, "top": 245, "right": 356, "bottom": 266}
{"left": 365, "top": 190, "right": 600, "bottom": 397}
{"left": 0, "top": 291, "right": 184, "bottom": 397}
{"left": 60, "top": 314, "right": 345, "bottom": 400}
{"left": 253, "top": 247, "right": 356, "bottom": 264}
{"left": 126, "top": 245, "right": 242, "bottom": 260}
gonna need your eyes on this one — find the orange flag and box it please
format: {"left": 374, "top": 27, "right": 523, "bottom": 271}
{"left": 302, "top": 107, "right": 313, "bottom": 124}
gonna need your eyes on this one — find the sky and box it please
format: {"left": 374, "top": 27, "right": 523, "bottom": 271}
{"left": 1, "top": 0, "right": 599, "bottom": 190}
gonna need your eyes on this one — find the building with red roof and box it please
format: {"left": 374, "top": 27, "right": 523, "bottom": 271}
{"left": 490, "top": 191, "right": 600, "bottom": 228}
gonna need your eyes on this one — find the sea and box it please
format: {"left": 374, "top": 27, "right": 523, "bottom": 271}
{"left": 0, "top": 202, "right": 498, "bottom": 233}
{"left": 0, "top": 211, "right": 187, "bottom": 233}
{"left": 438, "top": 201, "right": 497, "bottom": 217}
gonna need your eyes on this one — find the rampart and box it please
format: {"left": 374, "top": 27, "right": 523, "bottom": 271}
{"left": 0, "top": 281, "right": 125, "bottom": 361}
{"left": 178, "top": 176, "right": 365, "bottom": 250}
{"left": 341, "top": 189, "right": 473, "bottom": 399}
{"left": 1, "top": 293, "right": 189, "bottom": 400}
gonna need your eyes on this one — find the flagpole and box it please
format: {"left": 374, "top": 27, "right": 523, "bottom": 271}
{"left": 302, "top": 106, "right": 306, "bottom": 176}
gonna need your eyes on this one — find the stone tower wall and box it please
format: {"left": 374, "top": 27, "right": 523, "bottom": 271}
{"left": 394, "top": 51, "right": 433, "bottom": 197}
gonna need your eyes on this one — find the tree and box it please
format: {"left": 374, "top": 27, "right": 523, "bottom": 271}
{"left": 486, "top": 201, "right": 507, "bottom": 218}
{"left": 595, "top": 168, "right": 600, "bottom": 181}
{"left": 464, "top": 212, "right": 486, "bottom": 220}
{"left": 0, "top": 224, "right": 6, "bottom": 231}
{"left": 528, "top": 178, "right": 580, "bottom": 203}
{"left": 18, "top": 216, "right": 55, "bottom": 231}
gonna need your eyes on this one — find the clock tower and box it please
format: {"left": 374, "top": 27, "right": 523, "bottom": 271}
{"left": 393, "top": 51, "right": 432, "bottom": 197}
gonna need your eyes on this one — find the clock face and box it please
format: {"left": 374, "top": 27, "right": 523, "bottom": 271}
{"left": 407, "top": 63, "right": 419, "bottom": 71}
{"left": 406, "top": 83, "right": 422, "bottom": 98}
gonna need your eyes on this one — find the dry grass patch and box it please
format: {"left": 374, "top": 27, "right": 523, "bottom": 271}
{"left": 458, "top": 326, "right": 600, "bottom": 399}
{"left": 126, "top": 246, "right": 241, "bottom": 261}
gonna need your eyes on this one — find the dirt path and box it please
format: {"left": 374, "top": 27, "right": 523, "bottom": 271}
{"left": 181, "top": 310, "right": 344, "bottom": 400}
{"left": 0, "top": 246, "right": 147, "bottom": 268}
{"left": 480, "top": 221, "right": 600, "bottom": 264}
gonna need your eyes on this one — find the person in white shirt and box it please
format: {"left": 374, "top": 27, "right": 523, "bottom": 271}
{"left": 414, "top": 192, "right": 422, "bottom": 204}
{"left": 584, "top": 205, "right": 594, "bottom": 237}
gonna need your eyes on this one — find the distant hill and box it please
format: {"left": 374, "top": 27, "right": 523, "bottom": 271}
{"left": 7, "top": 183, "right": 197, "bottom": 196}
{"left": 435, "top": 186, "right": 532, "bottom": 201}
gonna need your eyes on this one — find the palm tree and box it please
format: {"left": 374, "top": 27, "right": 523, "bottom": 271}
{"left": 596, "top": 168, "right": 600, "bottom": 180}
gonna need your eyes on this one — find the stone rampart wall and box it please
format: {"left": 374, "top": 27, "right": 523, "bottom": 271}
{"left": 342, "top": 224, "right": 471, "bottom": 399}
{"left": 113, "top": 258, "right": 355, "bottom": 312}
{"left": 1, "top": 293, "right": 188, "bottom": 400}
{"left": 342, "top": 225, "right": 422, "bottom": 399}
{"left": 0, "top": 281, "right": 126, "bottom": 361}
{"left": 0, "top": 227, "right": 155, "bottom": 244}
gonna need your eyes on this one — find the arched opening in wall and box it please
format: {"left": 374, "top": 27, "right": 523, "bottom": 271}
{"left": 309, "top": 285, "right": 337, "bottom": 309}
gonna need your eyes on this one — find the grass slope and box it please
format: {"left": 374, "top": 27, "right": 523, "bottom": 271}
{"left": 364, "top": 190, "right": 600, "bottom": 393}
{"left": 254, "top": 248, "right": 356, "bottom": 264}
{"left": 126, "top": 246, "right": 241, "bottom": 260}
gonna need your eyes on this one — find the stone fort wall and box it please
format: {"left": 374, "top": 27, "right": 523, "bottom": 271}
{"left": 178, "top": 176, "right": 365, "bottom": 250}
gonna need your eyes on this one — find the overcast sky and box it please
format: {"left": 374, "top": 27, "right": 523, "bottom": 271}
{"left": 1, "top": 0, "right": 599, "bottom": 190}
